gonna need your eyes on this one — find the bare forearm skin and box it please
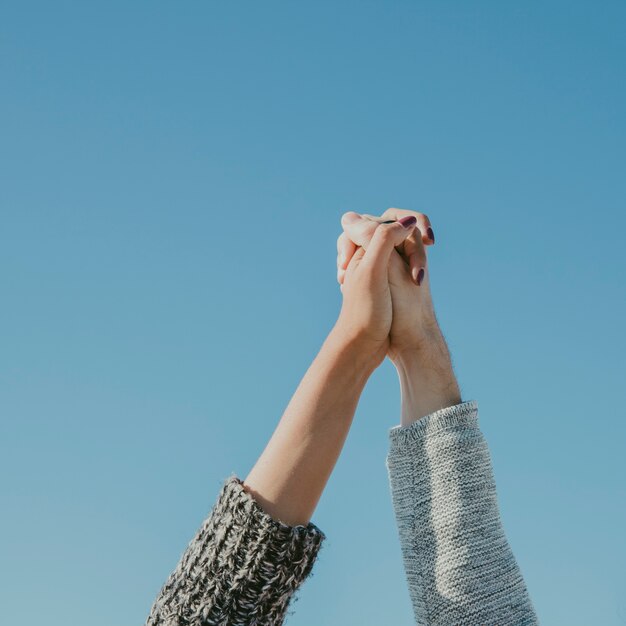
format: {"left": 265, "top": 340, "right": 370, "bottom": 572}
{"left": 392, "top": 331, "right": 462, "bottom": 426}
{"left": 243, "top": 324, "right": 381, "bottom": 527}
{"left": 145, "top": 328, "right": 377, "bottom": 624}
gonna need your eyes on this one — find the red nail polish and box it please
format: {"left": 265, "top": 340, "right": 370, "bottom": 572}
{"left": 398, "top": 216, "right": 417, "bottom": 228}
{"left": 427, "top": 227, "right": 435, "bottom": 243}
{"left": 417, "top": 268, "right": 425, "bottom": 286}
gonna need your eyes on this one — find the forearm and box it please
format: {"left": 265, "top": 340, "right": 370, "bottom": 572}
{"left": 388, "top": 331, "right": 538, "bottom": 622}
{"left": 392, "top": 330, "right": 461, "bottom": 426}
{"left": 145, "top": 328, "right": 372, "bottom": 626}
{"left": 243, "top": 323, "right": 380, "bottom": 526}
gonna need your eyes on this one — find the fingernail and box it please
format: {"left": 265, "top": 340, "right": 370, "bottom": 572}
{"left": 417, "top": 268, "right": 425, "bottom": 286}
{"left": 398, "top": 216, "right": 417, "bottom": 228}
{"left": 427, "top": 227, "right": 435, "bottom": 243}
{"left": 339, "top": 253, "right": 346, "bottom": 267}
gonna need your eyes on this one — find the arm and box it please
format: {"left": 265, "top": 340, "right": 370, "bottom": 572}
{"left": 338, "top": 209, "right": 539, "bottom": 624}
{"left": 145, "top": 329, "right": 376, "bottom": 626}
{"left": 243, "top": 217, "right": 418, "bottom": 529}
{"left": 387, "top": 352, "right": 539, "bottom": 625}
{"left": 242, "top": 326, "right": 379, "bottom": 527}
{"left": 145, "top": 218, "right": 416, "bottom": 626}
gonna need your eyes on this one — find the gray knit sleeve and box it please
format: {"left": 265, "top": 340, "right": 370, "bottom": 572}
{"left": 386, "top": 400, "right": 539, "bottom": 625}
{"left": 144, "top": 474, "right": 325, "bottom": 626}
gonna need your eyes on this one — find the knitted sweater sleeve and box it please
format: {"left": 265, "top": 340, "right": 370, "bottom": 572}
{"left": 385, "top": 400, "right": 539, "bottom": 625}
{"left": 144, "top": 474, "right": 325, "bottom": 626}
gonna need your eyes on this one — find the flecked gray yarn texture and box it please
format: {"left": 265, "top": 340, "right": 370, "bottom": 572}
{"left": 145, "top": 401, "right": 538, "bottom": 625}
{"left": 144, "top": 475, "right": 325, "bottom": 626}
{"left": 386, "top": 400, "right": 539, "bottom": 625}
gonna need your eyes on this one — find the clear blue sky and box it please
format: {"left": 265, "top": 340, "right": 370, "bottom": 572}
{"left": 1, "top": 2, "right": 625, "bottom": 624}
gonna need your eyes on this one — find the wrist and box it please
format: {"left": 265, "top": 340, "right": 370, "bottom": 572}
{"left": 392, "top": 344, "right": 461, "bottom": 426}
{"left": 327, "top": 321, "right": 386, "bottom": 378}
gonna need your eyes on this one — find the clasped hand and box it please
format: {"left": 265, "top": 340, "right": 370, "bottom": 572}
{"left": 334, "top": 208, "right": 443, "bottom": 369}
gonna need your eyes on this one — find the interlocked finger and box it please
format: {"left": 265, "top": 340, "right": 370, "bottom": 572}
{"left": 337, "top": 209, "right": 434, "bottom": 286}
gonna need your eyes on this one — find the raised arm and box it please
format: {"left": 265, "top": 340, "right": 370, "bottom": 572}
{"left": 145, "top": 218, "right": 417, "bottom": 626}
{"left": 338, "top": 209, "right": 539, "bottom": 625}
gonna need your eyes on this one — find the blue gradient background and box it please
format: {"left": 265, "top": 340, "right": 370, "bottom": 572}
{"left": 1, "top": 2, "right": 625, "bottom": 624}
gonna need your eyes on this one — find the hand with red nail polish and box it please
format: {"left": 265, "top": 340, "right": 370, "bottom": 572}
{"left": 336, "top": 209, "right": 460, "bottom": 419}
{"left": 332, "top": 213, "right": 422, "bottom": 367}
{"left": 338, "top": 209, "right": 435, "bottom": 286}
{"left": 336, "top": 209, "right": 437, "bottom": 362}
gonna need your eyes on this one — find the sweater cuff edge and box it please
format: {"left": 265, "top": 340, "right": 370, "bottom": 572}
{"left": 388, "top": 399, "right": 479, "bottom": 447}
{"left": 221, "top": 474, "right": 327, "bottom": 541}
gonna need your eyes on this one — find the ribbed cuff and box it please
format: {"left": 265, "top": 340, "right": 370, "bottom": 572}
{"left": 388, "top": 399, "right": 478, "bottom": 448}
{"left": 145, "top": 474, "right": 326, "bottom": 625}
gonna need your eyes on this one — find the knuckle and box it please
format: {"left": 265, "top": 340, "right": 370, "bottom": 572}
{"left": 373, "top": 223, "right": 397, "bottom": 242}
{"left": 386, "top": 207, "right": 429, "bottom": 223}
{"left": 414, "top": 250, "right": 427, "bottom": 267}
{"left": 341, "top": 211, "right": 359, "bottom": 226}
{"left": 354, "top": 246, "right": 366, "bottom": 260}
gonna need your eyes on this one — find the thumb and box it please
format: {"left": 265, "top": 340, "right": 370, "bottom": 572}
{"left": 359, "top": 216, "right": 417, "bottom": 281}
